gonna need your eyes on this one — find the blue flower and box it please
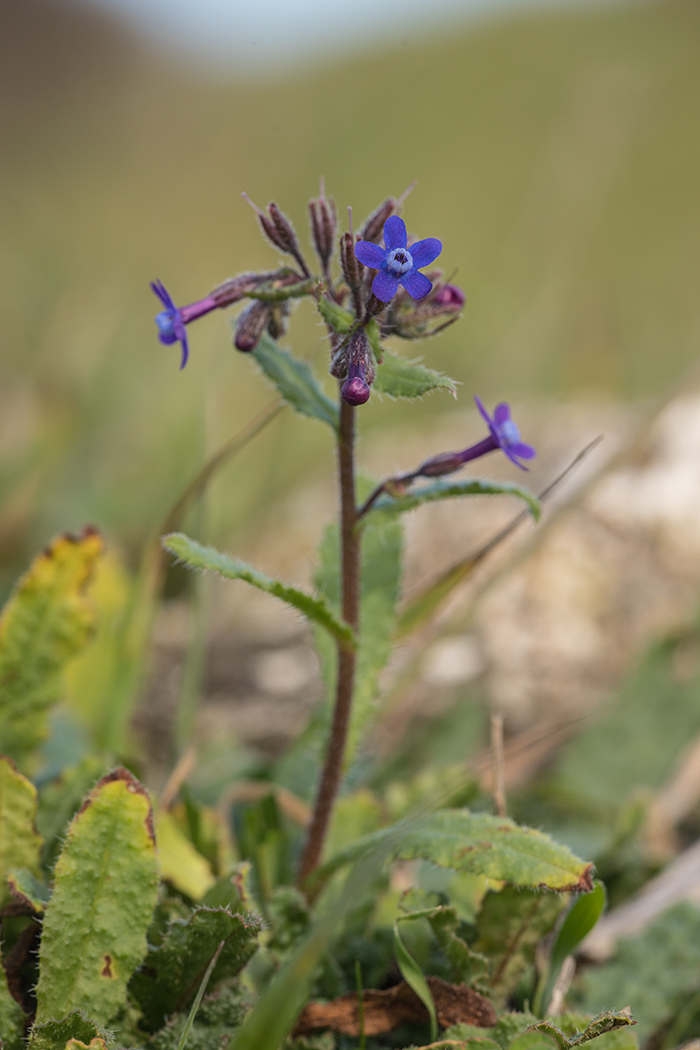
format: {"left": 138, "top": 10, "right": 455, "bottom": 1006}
{"left": 354, "top": 216, "right": 442, "bottom": 303}
{"left": 151, "top": 280, "right": 190, "bottom": 369}
{"left": 474, "top": 397, "right": 536, "bottom": 471}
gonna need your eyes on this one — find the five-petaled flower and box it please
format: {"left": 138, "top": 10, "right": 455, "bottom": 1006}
{"left": 151, "top": 280, "right": 218, "bottom": 369}
{"left": 354, "top": 216, "right": 442, "bottom": 303}
{"left": 474, "top": 397, "right": 536, "bottom": 470}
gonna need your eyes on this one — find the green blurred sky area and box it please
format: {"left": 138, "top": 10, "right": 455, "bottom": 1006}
{"left": 0, "top": 0, "right": 698, "bottom": 580}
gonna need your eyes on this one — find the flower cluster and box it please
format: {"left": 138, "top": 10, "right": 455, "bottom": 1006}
{"left": 150, "top": 188, "right": 482, "bottom": 420}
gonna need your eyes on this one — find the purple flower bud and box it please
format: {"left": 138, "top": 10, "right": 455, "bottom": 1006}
{"left": 360, "top": 198, "right": 397, "bottom": 243}
{"left": 340, "top": 328, "right": 375, "bottom": 406}
{"left": 234, "top": 300, "right": 271, "bottom": 352}
{"left": 341, "top": 362, "right": 371, "bottom": 406}
{"left": 432, "top": 284, "right": 466, "bottom": 310}
{"left": 354, "top": 217, "right": 442, "bottom": 304}
{"left": 309, "top": 192, "right": 337, "bottom": 268}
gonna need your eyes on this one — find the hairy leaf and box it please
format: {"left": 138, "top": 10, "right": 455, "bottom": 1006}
{"left": 317, "top": 297, "right": 354, "bottom": 334}
{"left": 36, "top": 757, "right": 109, "bottom": 875}
{"left": 363, "top": 478, "right": 540, "bottom": 527}
{"left": 311, "top": 811, "right": 593, "bottom": 894}
{"left": 7, "top": 867, "right": 50, "bottom": 913}
{"left": 0, "top": 528, "right": 103, "bottom": 767}
{"left": 156, "top": 809, "right": 216, "bottom": 900}
{"left": 576, "top": 902, "right": 700, "bottom": 1040}
{"left": 252, "top": 334, "right": 338, "bottom": 430}
{"left": 129, "top": 906, "right": 264, "bottom": 1031}
{"left": 0, "top": 943, "right": 24, "bottom": 1050}
{"left": 163, "top": 533, "right": 354, "bottom": 647}
{"left": 374, "top": 351, "right": 457, "bottom": 399}
{"left": 27, "top": 1013, "right": 104, "bottom": 1050}
{"left": 476, "top": 887, "right": 567, "bottom": 1005}
{"left": 0, "top": 756, "right": 42, "bottom": 907}
{"left": 35, "top": 769, "right": 159, "bottom": 1026}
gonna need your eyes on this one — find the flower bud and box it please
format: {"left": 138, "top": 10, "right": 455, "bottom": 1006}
{"left": 234, "top": 300, "right": 271, "bottom": 352}
{"left": 340, "top": 232, "right": 363, "bottom": 314}
{"left": 340, "top": 328, "right": 375, "bottom": 406}
{"left": 416, "top": 451, "right": 469, "bottom": 478}
{"left": 309, "top": 194, "right": 337, "bottom": 269}
{"left": 432, "top": 283, "right": 466, "bottom": 311}
{"left": 360, "top": 198, "right": 397, "bottom": 243}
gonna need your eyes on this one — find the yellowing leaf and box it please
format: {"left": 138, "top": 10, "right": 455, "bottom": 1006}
{"left": 0, "top": 527, "right": 104, "bottom": 768}
{"left": 156, "top": 809, "right": 216, "bottom": 900}
{"left": 0, "top": 755, "right": 42, "bottom": 907}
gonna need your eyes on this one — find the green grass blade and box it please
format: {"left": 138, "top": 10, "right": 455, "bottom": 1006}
{"left": 393, "top": 922, "right": 437, "bottom": 1042}
{"left": 175, "top": 940, "right": 225, "bottom": 1050}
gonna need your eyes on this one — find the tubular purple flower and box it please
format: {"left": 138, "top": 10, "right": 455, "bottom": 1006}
{"left": 354, "top": 216, "right": 442, "bottom": 304}
{"left": 416, "top": 397, "right": 536, "bottom": 477}
{"left": 151, "top": 280, "right": 218, "bottom": 369}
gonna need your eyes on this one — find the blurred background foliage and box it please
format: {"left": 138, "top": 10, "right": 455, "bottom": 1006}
{"left": 1, "top": 0, "right": 699, "bottom": 587}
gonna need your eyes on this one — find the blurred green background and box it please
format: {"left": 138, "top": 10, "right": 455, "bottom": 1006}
{"left": 1, "top": 0, "right": 699, "bottom": 588}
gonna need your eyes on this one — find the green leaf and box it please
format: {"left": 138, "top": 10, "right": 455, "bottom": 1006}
{"left": 0, "top": 528, "right": 103, "bottom": 768}
{"left": 393, "top": 922, "right": 438, "bottom": 1042}
{"left": 252, "top": 334, "right": 338, "bottom": 430}
{"left": 373, "top": 351, "right": 457, "bottom": 399}
{"left": 227, "top": 825, "right": 402, "bottom": 1050}
{"left": 576, "top": 901, "right": 696, "bottom": 1040}
{"left": 34, "top": 768, "right": 159, "bottom": 1026}
{"left": 7, "top": 867, "right": 50, "bottom": 913}
{"left": 317, "top": 297, "right": 355, "bottom": 334}
{"left": 476, "top": 887, "right": 567, "bottom": 1006}
{"left": 0, "top": 755, "right": 42, "bottom": 907}
{"left": 0, "top": 942, "right": 25, "bottom": 1050}
{"left": 528, "top": 1012, "right": 637, "bottom": 1050}
{"left": 429, "top": 906, "right": 490, "bottom": 989}
{"left": 163, "top": 532, "right": 354, "bottom": 647}
{"left": 550, "top": 882, "right": 606, "bottom": 987}
{"left": 129, "top": 905, "right": 264, "bottom": 1032}
{"left": 27, "top": 1013, "right": 104, "bottom": 1050}
{"left": 363, "top": 478, "right": 541, "bottom": 527}
{"left": 36, "top": 757, "right": 109, "bottom": 875}
{"left": 311, "top": 810, "right": 593, "bottom": 894}
{"left": 510, "top": 1034, "right": 561, "bottom": 1050}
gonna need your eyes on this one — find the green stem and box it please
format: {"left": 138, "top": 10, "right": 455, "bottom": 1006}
{"left": 297, "top": 397, "right": 359, "bottom": 886}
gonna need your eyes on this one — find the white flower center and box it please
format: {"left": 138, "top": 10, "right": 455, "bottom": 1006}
{"left": 385, "top": 247, "right": 413, "bottom": 277}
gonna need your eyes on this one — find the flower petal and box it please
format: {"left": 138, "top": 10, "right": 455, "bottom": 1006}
{"left": 503, "top": 446, "right": 530, "bottom": 471}
{"left": 401, "top": 270, "right": 432, "bottom": 300}
{"left": 383, "top": 216, "right": 407, "bottom": 251}
{"left": 151, "top": 279, "right": 176, "bottom": 310}
{"left": 474, "top": 395, "right": 493, "bottom": 427}
{"left": 179, "top": 332, "right": 190, "bottom": 369}
{"left": 494, "top": 402, "right": 511, "bottom": 426}
{"left": 372, "top": 271, "right": 401, "bottom": 302}
{"left": 409, "top": 237, "right": 442, "bottom": 269}
{"left": 354, "top": 240, "right": 386, "bottom": 269}
{"left": 509, "top": 442, "right": 536, "bottom": 460}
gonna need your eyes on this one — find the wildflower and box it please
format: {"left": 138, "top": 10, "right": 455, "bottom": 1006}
{"left": 474, "top": 397, "right": 536, "bottom": 470}
{"left": 418, "top": 398, "right": 536, "bottom": 476}
{"left": 354, "top": 216, "right": 442, "bottom": 303}
{"left": 151, "top": 280, "right": 217, "bottom": 369}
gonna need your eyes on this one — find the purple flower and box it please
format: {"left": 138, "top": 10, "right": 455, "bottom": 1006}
{"left": 473, "top": 397, "right": 536, "bottom": 470}
{"left": 341, "top": 359, "right": 371, "bottom": 406}
{"left": 151, "top": 280, "right": 218, "bottom": 369}
{"left": 354, "top": 216, "right": 442, "bottom": 303}
{"left": 416, "top": 397, "right": 536, "bottom": 478}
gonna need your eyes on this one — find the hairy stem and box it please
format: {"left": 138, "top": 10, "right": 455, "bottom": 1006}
{"left": 297, "top": 398, "right": 359, "bottom": 886}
